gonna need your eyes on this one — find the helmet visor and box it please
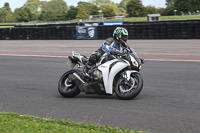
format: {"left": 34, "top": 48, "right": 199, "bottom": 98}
{"left": 122, "top": 35, "right": 128, "bottom": 42}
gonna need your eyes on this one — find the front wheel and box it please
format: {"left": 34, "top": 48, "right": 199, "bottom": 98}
{"left": 115, "top": 73, "right": 143, "bottom": 100}
{"left": 58, "top": 70, "right": 80, "bottom": 98}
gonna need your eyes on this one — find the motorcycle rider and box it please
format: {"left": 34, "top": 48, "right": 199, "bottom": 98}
{"left": 84, "top": 27, "right": 130, "bottom": 75}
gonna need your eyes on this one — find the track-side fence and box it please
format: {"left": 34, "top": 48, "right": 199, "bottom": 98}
{"left": 0, "top": 20, "right": 200, "bottom": 40}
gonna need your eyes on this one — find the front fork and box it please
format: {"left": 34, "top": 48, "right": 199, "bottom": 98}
{"left": 120, "top": 70, "right": 138, "bottom": 86}
{"left": 123, "top": 70, "right": 138, "bottom": 81}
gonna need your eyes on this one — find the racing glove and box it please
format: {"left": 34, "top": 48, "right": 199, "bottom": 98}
{"left": 140, "top": 58, "right": 145, "bottom": 64}
{"left": 110, "top": 50, "right": 121, "bottom": 55}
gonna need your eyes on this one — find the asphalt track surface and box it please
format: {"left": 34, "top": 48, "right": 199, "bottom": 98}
{"left": 0, "top": 40, "right": 200, "bottom": 133}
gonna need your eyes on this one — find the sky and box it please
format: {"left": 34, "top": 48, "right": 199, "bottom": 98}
{"left": 0, "top": 0, "right": 166, "bottom": 12}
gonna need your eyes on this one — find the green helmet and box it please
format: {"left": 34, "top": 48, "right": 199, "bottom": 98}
{"left": 113, "top": 27, "right": 128, "bottom": 42}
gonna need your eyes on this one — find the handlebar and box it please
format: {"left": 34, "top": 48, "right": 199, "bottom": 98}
{"left": 110, "top": 51, "right": 127, "bottom": 60}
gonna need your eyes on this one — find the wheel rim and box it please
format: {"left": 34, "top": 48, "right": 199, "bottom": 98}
{"left": 118, "top": 76, "right": 138, "bottom": 95}
{"left": 64, "top": 78, "right": 73, "bottom": 87}
{"left": 61, "top": 74, "right": 76, "bottom": 93}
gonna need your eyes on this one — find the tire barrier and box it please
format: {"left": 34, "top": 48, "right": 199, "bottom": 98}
{"left": 0, "top": 20, "right": 200, "bottom": 40}
{"left": 0, "top": 26, "right": 76, "bottom": 40}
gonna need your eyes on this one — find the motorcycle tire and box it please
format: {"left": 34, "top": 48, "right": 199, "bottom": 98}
{"left": 115, "top": 73, "right": 143, "bottom": 100}
{"left": 58, "top": 70, "right": 80, "bottom": 98}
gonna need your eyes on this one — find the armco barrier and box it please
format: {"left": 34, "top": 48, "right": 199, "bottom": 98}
{"left": 0, "top": 20, "right": 200, "bottom": 40}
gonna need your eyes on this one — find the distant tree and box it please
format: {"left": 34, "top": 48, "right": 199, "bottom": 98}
{"left": 66, "top": 6, "right": 78, "bottom": 20}
{"left": 126, "top": 0, "right": 144, "bottom": 17}
{"left": 76, "top": 5, "right": 89, "bottom": 19}
{"left": 14, "top": 7, "right": 33, "bottom": 22}
{"left": 189, "top": 0, "right": 200, "bottom": 12}
{"left": 4, "top": 2, "right": 11, "bottom": 12}
{"left": 99, "top": 5, "right": 116, "bottom": 17}
{"left": 90, "top": 0, "right": 112, "bottom": 7}
{"left": 90, "top": 5, "right": 99, "bottom": 15}
{"left": 119, "top": 0, "right": 130, "bottom": 10}
{"left": 115, "top": 7, "right": 127, "bottom": 16}
{"left": 23, "top": 0, "right": 41, "bottom": 20}
{"left": 164, "top": 0, "right": 178, "bottom": 15}
{"left": 165, "top": 0, "right": 200, "bottom": 15}
{"left": 174, "top": 0, "right": 192, "bottom": 15}
{"left": 144, "top": 6, "right": 158, "bottom": 15}
{"left": 109, "top": 3, "right": 118, "bottom": 12}
{"left": 40, "top": 0, "right": 68, "bottom": 21}
{"left": 78, "top": 2, "right": 98, "bottom": 15}
{"left": 0, "top": 8, "right": 8, "bottom": 22}
{"left": 40, "top": 10, "right": 57, "bottom": 21}
{"left": 0, "top": 2, "right": 12, "bottom": 22}
{"left": 5, "top": 12, "right": 14, "bottom": 22}
{"left": 166, "top": 0, "right": 175, "bottom": 9}
{"left": 158, "top": 8, "right": 168, "bottom": 16}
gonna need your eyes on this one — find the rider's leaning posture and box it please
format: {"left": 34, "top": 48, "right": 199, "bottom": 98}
{"left": 85, "top": 27, "right": 130, "bottom": 74}
{"left": 58, "top": 27, "right": 145, "bottom": 100}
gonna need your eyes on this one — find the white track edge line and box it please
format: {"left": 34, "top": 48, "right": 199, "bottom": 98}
{"left": 0, "top": 54, "right": 200, "bottom": 62}
{"left": 0, "top": 54, "right": 67, "bottom": 58}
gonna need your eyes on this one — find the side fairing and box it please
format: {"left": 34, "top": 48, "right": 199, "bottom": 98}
{"left": 98, "top": 59, "right": 129, "bottom": 94}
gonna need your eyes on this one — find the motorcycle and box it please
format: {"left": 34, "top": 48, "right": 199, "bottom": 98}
{"left": 58, "top": 45, "right": 144, "bottom": 100}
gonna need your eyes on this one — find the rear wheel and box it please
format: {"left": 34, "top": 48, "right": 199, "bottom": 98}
{"left": 115, "top": 73, "right": 143, "bottom": 100}
{"left": 58, "top": 70, "right": 80, "bottom": 98}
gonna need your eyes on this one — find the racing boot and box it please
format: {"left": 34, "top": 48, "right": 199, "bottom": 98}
{"left": 84, "top": 64, "right": 91, "bottom": 75}
{"left": 81, "top": 64, "right": 92, "bottom": 82}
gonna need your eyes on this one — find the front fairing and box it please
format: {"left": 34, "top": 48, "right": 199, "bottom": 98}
{"left": 98, "top": 59, "right": 129, "bottom": 94}
{"left": 128, "top": 48, "right": 141, "bottom": 71}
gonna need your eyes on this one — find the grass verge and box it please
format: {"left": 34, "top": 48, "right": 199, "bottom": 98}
{"left": 0, "top": 26, "right": 14, "bottom": 28}
{"left": 0, "top": 15, "right": 200, "bottom": 25}
{"left": 0, "top": 112, "right": 150, "bottom": 133}
{"left": 105, "top": 15, "right": 200, "bottom": 22}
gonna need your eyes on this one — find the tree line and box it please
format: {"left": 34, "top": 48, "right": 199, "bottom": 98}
{"left": 165, "top": 0, "right": 200, "bottom": 15}
{"left": 0, "top": 0, "right": 200, "bottom": 23}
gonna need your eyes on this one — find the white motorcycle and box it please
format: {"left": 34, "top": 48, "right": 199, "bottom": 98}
{"left": 58, "top": 46, "right": 144, "bottom": 100}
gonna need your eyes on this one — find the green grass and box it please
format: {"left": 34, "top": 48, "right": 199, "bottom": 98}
{"left": 0, "top": 26, "right": 14, "bottom": 28}
{"left": 0, "top": 112, "right": 150, "bottom": 133}
{"left": 161, "top": 15, "right": 200, "bottom": 20}
{"left": 0, "top": 15, "right": 200, "bottom": 26}
{"left": 105, "top": 15, "right": 200, "bottom": 22}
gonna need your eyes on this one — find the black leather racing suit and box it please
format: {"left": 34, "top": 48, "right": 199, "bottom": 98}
{"left": 87, "top": 37, "right": 124, "bottom": 67}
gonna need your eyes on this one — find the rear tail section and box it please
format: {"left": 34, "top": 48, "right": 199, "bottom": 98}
{"left": 72, "top": 51, "right": 88, "bottom": 65}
